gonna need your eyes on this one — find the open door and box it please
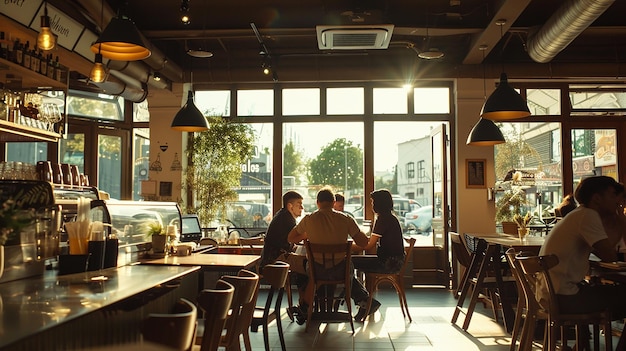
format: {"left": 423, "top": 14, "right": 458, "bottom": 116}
{"left": 409, "top": 124, "right": 450, "bottom": 287}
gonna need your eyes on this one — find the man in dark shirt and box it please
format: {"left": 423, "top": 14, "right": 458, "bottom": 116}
{"left": 259, "top": 191, "right": 304, "bottom": 268}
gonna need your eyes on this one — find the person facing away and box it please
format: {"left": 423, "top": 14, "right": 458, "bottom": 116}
{"left": 258, "top": 191, "right": 304, "bottom": 269}
{"left": 352, "top": 189, "right": 406, "bottom": 274}
{"left": 538, "top": 176, "right": 626, "bottom": 325}
{"left": 554, "top": 193, "right": 577, "bottom": 218}
{"left": 601, "top": 182, "right": 626, "bottom": 253}
{"left": 287, "top": 187, "right": 378, "bottom": 322}
{"left": 333, "top": 193, "right": 355, "bottom": 218}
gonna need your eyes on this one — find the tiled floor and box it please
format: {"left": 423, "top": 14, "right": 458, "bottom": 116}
{"left": 243, "top": 287, "right": 517, "bottom": 351}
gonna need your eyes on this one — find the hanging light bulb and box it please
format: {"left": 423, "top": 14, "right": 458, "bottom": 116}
{"left": 37, "top": 1, "right": 56, "bottom": 51}
{"left": 90, "top": 52, "right": 107, "bottom": 83}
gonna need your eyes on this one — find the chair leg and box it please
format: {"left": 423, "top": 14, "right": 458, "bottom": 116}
{"left": 510, "top": 298, "right": 524, "bottom": 351}
{"left": 285, "top": 278, "right": 294, "bottom": 322}
{"left": 604, "top": 320, "right": 613, "bottom": 351}
{"left": 275, "top": 289, "right": 287, "bottom": 351}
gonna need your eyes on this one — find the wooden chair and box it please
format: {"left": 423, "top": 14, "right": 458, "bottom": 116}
{"left": 362, "top": 237, "right": 416, "bottom": 322}
{"left": 236, "top": 270, "right": 261, "bottom": 351}
{"left": 451, "top": 237, "right": 516, "bottom": 331}
{"left": 196, "top": 279, "right": 235, "bottom": 351}
{"left": 239, "top": 236, "right": 264, "bottom": 254}
{"left": 250, "top": 261, "right": 290, "bottom": 351}
{"left": 304, "top": 241, "right": 355, "bottom": 333}
{"left": 516, "top": 254, "right": 612, "bottom": 351}
{"left": 199, "top": 237, "right": 218, "bottom": 247}
{"left": 450, "top": 232, "right": 473, "bottom": 298}
{"left": 141, "top": 298, "right": 198, "bottom": 351}
{"left": 504, "top": 247, "right": 542, "bottom": 351}
{"left": 215, "top": 270, "right": 260, "bottom": 351}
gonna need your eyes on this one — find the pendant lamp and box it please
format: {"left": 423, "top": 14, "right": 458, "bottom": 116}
{"left": 90, "top": 52, "right": 107, "bottom": 83}
{"left": 467, "top": 45, "right": 506, "bottom": 146}
{"left": 90, "top": 8, "right": 151, "bottom": 61}
{"left": 467, "top": 118, "right": 505, "bottom": 146}
{"left": 171, "top": 90, "right": 209, "bottom": 132}
{"left": 37, "top": 1, "right": 56, "bottom": 51}
{"left": 480, "top": 19, "right": 530, "bottom": 121}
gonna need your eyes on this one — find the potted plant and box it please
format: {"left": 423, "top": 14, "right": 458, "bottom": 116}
{"left": 184, "top": 116, "right": 255, "bottom": 227}
{"left": 513, "top": 213, "right": 532, "bottom": 239}
{"left": 146, "top": 222, "right": 167, "bottom": 253}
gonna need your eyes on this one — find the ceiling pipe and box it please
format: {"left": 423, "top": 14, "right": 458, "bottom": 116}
{"left": 107, "top": 60, "right": 170, "bottom": 90}
{"left": 526, "top": 0, "right": 615, "bottom": 63}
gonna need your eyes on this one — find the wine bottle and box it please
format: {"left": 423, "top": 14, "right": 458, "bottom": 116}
{"left": 46, "top": 54, "right": 55, "bottom": 79}
{"left": 54, "top": 56, "right": 62, "bottom": 82}
{"left": 31, "top": 49, "right": 40, "bottom": 72}
{"left": 14, "top": 39, "right": 22, "bottom": 65}
{"left": 22, "top": 41, "right": 31, "bottom": 68}
{"left": 0, "top": 32, "right": 8, "bottom": 60}
{"left": 40, "top": 51, "right": 47, "bottom": 76}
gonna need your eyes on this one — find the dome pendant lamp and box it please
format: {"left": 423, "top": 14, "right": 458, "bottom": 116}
{"left": 466, "top": 118, "right": 505, "bottom": 146}
{"left": 171, "top": 90, "right": 209, "bottom": 132}
{"left": 480, "top": 19, "right": 530, "bottom": 121}
{"left": 90, "top": 3, "right": 151, "bottom": 61}
{"left": 468, "top": 45, "right": 505, "bottom": 146}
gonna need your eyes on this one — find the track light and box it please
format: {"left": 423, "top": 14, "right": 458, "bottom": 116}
{"left": 37, "top": 1, "right": 56, "bottom": 51}
{"left": 181, "top": 0, "right": 190, "bottom": 25}
{"left": 153, "top": 72, "right": 161, "bottom": 81}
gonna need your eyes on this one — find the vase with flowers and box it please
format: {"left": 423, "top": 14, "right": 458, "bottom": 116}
{"left": 513, "top": 213, "right": 532, "bottom": 240}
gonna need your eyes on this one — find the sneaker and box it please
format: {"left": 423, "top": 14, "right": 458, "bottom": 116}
{"left": 354, "top": 299, "right": 381, "bottom": 322}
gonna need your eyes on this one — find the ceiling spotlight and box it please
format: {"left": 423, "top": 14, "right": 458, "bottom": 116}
{"left": 418, "top": 48, "right": 445, "bottom": 60}
{"left": 187, "top": 49, "right": 213, "bottom": 58}
{"left": 153, "top": 72, "right": 161, "bottom": 81}
{"left": 180, "top": 0, "right": 190, "bottom": 25}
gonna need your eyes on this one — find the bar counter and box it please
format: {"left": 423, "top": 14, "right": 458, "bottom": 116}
{"left": 0, "top": 264, "right": 200, "bottom": 350}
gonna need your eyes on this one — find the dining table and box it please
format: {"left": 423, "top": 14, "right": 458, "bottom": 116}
{"left": 140, "top": 252, "right": 261, "bottom": 291}
{"left": 458, "top": 232, "right": 545, "bottom": 334}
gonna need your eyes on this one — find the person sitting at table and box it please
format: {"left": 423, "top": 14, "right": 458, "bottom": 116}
{"left": 259, "top": 191, "right": 304, "bottom": 270}
{"left": 287, "top": 187, "right": 377, "bottom": 323}
{"left": 351, "top": 189, "right": 405, "bottom": 321}
{"left": 602, "top": 182, "right": 626, "bottom": 253}
{"left": 333, "top": 193, "right": 354, "bottom": 218}
{"left": 538, "top": 176, "right": 626, "bottom": 345}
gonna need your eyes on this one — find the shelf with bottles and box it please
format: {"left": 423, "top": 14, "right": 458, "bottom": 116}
{"left": 0, "top": 88, "right": 65, "bottom": 142}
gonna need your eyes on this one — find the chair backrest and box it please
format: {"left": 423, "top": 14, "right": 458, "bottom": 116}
{"left": 261, "top": 261, "right": 290, "bottom": 289}
{"left": 504, "top": 248, "right": 542, "bottom": 315}
{"left": 515, "top": 254, "right": 560, "bottom": 315}
{"left": 220, "top": 271, "right": 260, "bottom": 345}
{"left": 304, "top": 241, "right": 352, "bottom": 284}
{"left": 142, "top": 298, "right": 198, "bottom": 351}
{"left": 199, "top": 237, "right": 218, "bottom": 247}
{"left": 450, "top": 232, "right": 472, "bottom": 269}
{"left": 197, "top": 280, "right": 235, "bottom": 351}
{"left": 399, "top": 237, "right": 416, "bottom": 273}
{"left": 240, "top": 236, "right": 264, "bottom": 255}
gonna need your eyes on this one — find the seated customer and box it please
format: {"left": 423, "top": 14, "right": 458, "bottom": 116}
{"left": 554, "top": 194, "right": 577, "bottom": 218}
{"left": 538, "top": 176, "right": 626, "bottom": 347}
{"left": 333, "top": 193, "right": 355, "bottom": 218}
{"left": 287, "top": 188, "right": 378, "bottom": 323}
{"left": 352, "top": 189, "right": 405, "bottom": 321}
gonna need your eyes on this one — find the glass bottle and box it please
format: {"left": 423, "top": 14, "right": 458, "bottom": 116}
{"left": 22, "top": 41, "right": 31, "bottom": 68}
{"left": 14, "top": 39, "right": 22, "bottom": 65}
{"left": 0, "top": 32, "right": 8, "bottom": 60}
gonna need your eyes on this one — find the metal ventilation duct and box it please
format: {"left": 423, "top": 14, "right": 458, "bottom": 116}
{"left": 527, "top": 0, "right": 615, "bottom": 63}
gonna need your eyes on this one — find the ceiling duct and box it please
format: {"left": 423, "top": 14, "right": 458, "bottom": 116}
{"left": 316, "top": 25, "right": 394, "bottom": 50}
{"left": 107, "top": 60, "right": 170, "bottom": 90}
{"left": 527, "top": 0, "right": 615, "bottom": 63}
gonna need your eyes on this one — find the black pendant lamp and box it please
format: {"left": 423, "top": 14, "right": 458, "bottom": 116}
{"left": 480, "top": 19, "right": 530, "bottom": 121}
{"left": 171, "top": 90, "right": 209, "bottom": 132}
{"left": 480, "top": 72, "right": 530, "bottom": 120}
{"left": 466, "top": 118, "right": 505, "bottom": 146}
{"left": 90, "top": 7, "right": 151, "bottom": 61}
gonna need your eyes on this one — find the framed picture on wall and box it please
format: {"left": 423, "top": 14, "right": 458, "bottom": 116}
{"left": 140, "top": 180, "right": 157, "bottom": 196}
{"left": 159, "top": 181, "right": 173, "bottom": 197}
{"left": 466, "top": 159, "right": 486, "bottom": 188}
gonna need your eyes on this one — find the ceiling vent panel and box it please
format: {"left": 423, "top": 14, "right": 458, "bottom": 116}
{"left": 316, "top": 25, "right": 394, "bottom": 50}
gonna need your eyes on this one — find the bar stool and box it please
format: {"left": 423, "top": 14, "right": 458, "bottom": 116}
{"left": 142, "top": 298, "right": 198, "bottom": 351}
{"left": 196, "top": 279, "right": 235, "bottom": 351}
{"left": 250, "top": 261, "right": 290, "bottom": 351}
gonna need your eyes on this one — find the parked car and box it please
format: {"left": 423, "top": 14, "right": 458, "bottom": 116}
{"left": 404, "top": 205, "right": 433, "bottom": 235}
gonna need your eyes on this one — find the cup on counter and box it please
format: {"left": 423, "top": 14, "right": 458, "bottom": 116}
{"left": 87, "top": 230, "right": 105, "bottom": 271}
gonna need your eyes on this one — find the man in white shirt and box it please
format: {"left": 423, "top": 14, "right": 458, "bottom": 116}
{"left": 539, "top": 176, "right": 626, "bottom": 323}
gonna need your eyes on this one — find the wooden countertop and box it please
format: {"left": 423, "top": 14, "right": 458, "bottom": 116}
{"left": 140, "top": 253, "right": 260, "bottom": 270}
{"left": 0, "top": 265, "right": 200, "bottom": 349}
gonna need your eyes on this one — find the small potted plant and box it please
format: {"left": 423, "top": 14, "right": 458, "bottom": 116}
{"left": 513, "top": 213, "right": 532, "bottom": 240}
{"left": 146, "top": 222, "right": 167, "bottom": 254}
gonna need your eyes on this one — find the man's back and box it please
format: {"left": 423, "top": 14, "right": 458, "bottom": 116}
{"left": 297, "top": 208, "right": 361, "bottom": 244}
